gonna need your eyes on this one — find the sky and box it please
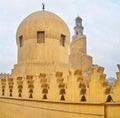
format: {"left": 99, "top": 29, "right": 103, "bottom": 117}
{"left": 0, "top": 0, "right": 120, "bottom": 78}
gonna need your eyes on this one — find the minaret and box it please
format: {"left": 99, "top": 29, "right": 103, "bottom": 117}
{"left": 71, "top": 16, "right": 86, "bottom": 55}
{"left": 74, "top": 16, "right": 84, "bottom": 35}
{"left": 69, "top": 16, "right": 92, "bottom": 73}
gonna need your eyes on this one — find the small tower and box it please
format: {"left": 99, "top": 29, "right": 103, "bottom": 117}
{"left": 69, "top": 16, "right": 92, "bottom": 73}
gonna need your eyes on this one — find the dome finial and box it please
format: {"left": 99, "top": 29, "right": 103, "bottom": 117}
{"left": 42, "top": 2, "right": 45, "bottom": 11}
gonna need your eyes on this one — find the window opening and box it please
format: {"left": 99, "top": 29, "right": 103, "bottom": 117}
{"left": 19, "top": 93, "right": 22, "bottom": 97}
{"left": 10, "top": 93, "right": 12, "bottom": 97}
{"left": 81, "top": 95, "right": 86, "bottom": 102}
{"left": 9, "top": 89, "right": 12, "bottom": 96}
{"left": 37, "top": 31, "right": 45, "bottom": 43}
{"left": 76, "top": 31, "right": 78, "bottom": 35}
{"left": 60, "top": 34, "right": 66, "bottom": 46}
{"left": 2, "top": 89, "right": 4, "bottom": 96}
{"left": 106, "top": 95, "right": 113, "bottom": 102}
{"left": 19, "top": 35, "right": 23, "bottom": 47}
{"left": 43, "top": 94, "right": 47, "bottom": 99}
{"left": 60, "top": 95, "right": 65, "bottom": 101}
{"left": 29, "top": 93, "right": 33, "bottom": 98}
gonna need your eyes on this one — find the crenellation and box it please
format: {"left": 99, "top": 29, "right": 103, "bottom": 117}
{"left": 79, "top": 77, "right": 87, "bottom": 102}
{"left": 39, "top": 73, "right": 50, "bottom": 100}
{"left": 0, "top": 69, "right": 118, "bottom": 104}
{"left": 87, "top": 65, "right": 108, "bottom": 103}
{"left": 26, "top": 75, "right": 34, "bottom": 98}
{"left": 0, "top": 73, "right": 10, "bottom": 79}
{"left": 8, "top": 78, "right": 14, "bottom": 97}
{"left": 66, "top": 69, "right": 86, "bottom": 102}
{"left": 112, "top": 65, "right": 120, "bottom": 102}
{"left": 16, "top": 77, "right": 23, "bottom": 97}
{"left": 55, "top": 72, "right": 66, "bottom": 101}
{"left": 1, "top": 79, "right": 6, "bottom": 96}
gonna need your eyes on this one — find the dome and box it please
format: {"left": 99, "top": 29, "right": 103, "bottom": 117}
{"left": 16, "top": 10, "right": 70, "bottom": 45}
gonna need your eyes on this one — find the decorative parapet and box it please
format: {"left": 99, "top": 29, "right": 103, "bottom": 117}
{"left": 39, "top": 73, "right": 49, "bottom": 99}
{"left": 8, "top": 78, "right": 14, "bottom": 97}
{"left": 56, "top": 72, "right": 66, "bottom": 100}
{"left": 17, "top": 77, "right": 23, "bottom": 97}
{"left": 0, "top": 73, "right": 10, "bottom": 79}
{"left": 1, "top": 79, "right": 6, "bottom": 96}
{"left": 112, "top": 64, "right": 120, "bottom": 102}
{"left": 74, "top": 70, "right": 87, "bottom": 102}
{"left": 26, "top": 75, "right": 34, "bottom": 98}
{"left": 0, "top": 67, "right": 119, "bottom": 103}
{"left": 87, "top": 65, "right": 112, "bottom": 102}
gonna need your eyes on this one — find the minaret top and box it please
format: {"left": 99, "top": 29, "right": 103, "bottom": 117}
{"left": 74, "top": 16, "right": 84, "bottom": 35}
{"left": 75, "top": 16, "right": 82, "bottom": 26}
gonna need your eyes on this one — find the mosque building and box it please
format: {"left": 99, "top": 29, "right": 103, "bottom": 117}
{"left": 0, "top": 7, "right": 120, "bottom": 118}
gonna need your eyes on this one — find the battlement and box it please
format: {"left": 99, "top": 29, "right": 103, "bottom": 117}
{"left": 0, "top": 73, "right": 10, "bottom": 79}
{"left": 0, "top": 65, "right": 119, "bottom": 103}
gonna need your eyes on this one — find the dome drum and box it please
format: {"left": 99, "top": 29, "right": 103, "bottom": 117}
{"left": 16, "top": 11, "right": 70, "bottom": 46}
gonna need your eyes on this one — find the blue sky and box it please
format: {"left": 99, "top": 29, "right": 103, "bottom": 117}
{"left": 0, "top": 0, "right": 120, "bottom": 78}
